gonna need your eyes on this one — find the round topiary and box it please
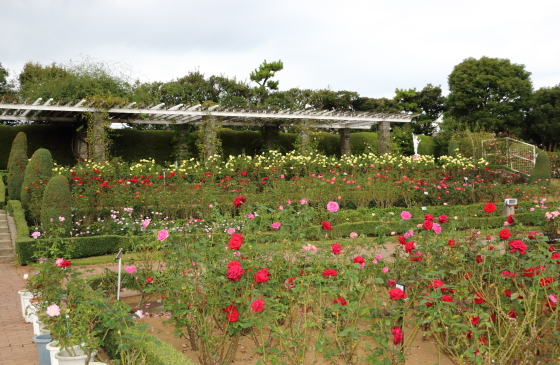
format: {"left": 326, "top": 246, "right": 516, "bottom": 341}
{"left": 7, "top": 132, "right": 27, "bottom": 172}
{"left": 21, "top": 148, "right": 54, "bottom": 221}
{"left": 40, "top": 175, "right": 72, "bottom": 236}
{"left": 7, "top": 133, "right": 28, "bottom": 200}
{"left": 448, "top": 140, "right": 459, "bottom": 157}
{"left": 529, "top": 150, "right": 551, "bottom": 186}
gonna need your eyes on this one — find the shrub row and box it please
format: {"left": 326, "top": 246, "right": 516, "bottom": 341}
{"left": 0, "top": 175, "right": 5, "bottom": 208}
{"left": 6, "top": 200, "right": 29, "bottom": 239}
{"left": 16, "top": 235, "right": 134, "bottom": 265}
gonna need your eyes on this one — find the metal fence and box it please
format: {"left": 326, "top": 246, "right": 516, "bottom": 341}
{"left": 481, "top": 137, "right": 536, "bottom": 175}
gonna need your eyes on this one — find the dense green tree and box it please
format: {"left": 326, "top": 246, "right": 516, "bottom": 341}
{"left": 250, "top": 60, "right": 283, "bottom": 107}
{"left": 0, "top": 62, "right": 11, "bottom": 96}
{"left": 41, "top": 175, "right": 72, "bottom": 236}
{"left": 525, "top": 85, "right": 560, "bottom": 151}
{"left": 7, "top": 133, "right": 28, "bottom": 200}
{"left": 446, "top": 57, "right": 533, "bottom": 134}
{"left": 355, "top": 97, "right": 400, "bottom": 113}
{"left": 394, "top": 84, "right": 446, "bottom": 135}
{"left": 21, "top": 148, "right": 53, "bottom": 222}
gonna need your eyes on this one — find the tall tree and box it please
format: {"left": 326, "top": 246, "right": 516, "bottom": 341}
{"left": 394, "top": 84, "right": 446, "bottom": 135}
{"left": 446, "top": 57, "right": 533, "bottom": 134}
{"left": 250, "top": 60, "right": 284, "bottom": 107}
{"left": 525, "top": 85, "right": 560, "bottom": 151}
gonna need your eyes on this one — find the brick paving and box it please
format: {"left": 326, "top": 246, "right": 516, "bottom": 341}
{"left": 0, "top": 263, "right": 38, "bottom": 365}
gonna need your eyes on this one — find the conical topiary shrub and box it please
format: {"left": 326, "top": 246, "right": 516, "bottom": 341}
{"left": 21, "top": 148, "right": 53, "bottom": 222}
{"left": 41, "top": 175, "right": 72, "bottom": 236}
{"left": 448, "top": 140, "right": 459, "bottom": 157}
{"left": 529, "top": 150, "right": 552, "bottom": 186}
{"left": 7, "top": 132, "right": 27, "bottom": 172}
{"left": 7, "top": 133, "right": 28, "bottom": 200}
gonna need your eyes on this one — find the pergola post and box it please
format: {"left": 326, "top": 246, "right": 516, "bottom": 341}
{"left": 379, "top": 121, "right": 391, "bottom": 155}
{"left": 176, "top": 124, "right": 190, "bottom": 161}
{"left": 298, "top": 119, "right": 310, "bottom": 154}
{"left": 87, "top": 111, "right": 108, "bottom": 163}
{"left": 340, "top": 128, "right": 351, "bottom": 156}
{"left": 203, "top": 116, "right": 219, "bottom": 160}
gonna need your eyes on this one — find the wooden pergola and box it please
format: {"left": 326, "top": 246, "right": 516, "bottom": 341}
{"left": 1, "top": 97, "right": 419, "bottom": 160}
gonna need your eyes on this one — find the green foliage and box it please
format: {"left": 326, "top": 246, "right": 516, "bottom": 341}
{"left": 7, "top": 133, "right": 28, "bottom": 200}
{"left": 0, "top": 174, "right": 5, "bottom": 208}
{"left": 529, "top": 150, "right": 551, "bottom": 185}
{"left": 40, "top": 175, "right": 72, "bottom": 235}
{"left": 250, "top": 59, "right": 284, "bottom": 107}
{"left": 448, "top": 140, "right": 459, "bottom": 157}
{"left": 446, "top": 56, "right": 533, "bottom": 134}
{"left": 525, "top": 84, "right": 560, "bottom": 151}
{"left": 16, "top": 235, "right": 134, "bottom": 265}
{"left": 0, "top": 125, "right": 76, "bottom": 170}
{"left": 394, "top": 84, "right": 446, "bottom": 135}
{"left": 20, "top": 148, "right": 53, "bottom": 221}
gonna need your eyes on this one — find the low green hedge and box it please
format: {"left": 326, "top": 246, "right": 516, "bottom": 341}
{"left": 16, "top": 235, "right": 134, "bottom": 265}
{"left": 6, "top": 200, "right": 29, "bottom": 238}
{"left": 103, "top": 326, "right": 196, "bottom": 365}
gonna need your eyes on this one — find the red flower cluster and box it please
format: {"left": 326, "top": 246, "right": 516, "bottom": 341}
{"left": 227, "top": 261, "right": 245, "bottom": 281}
{"left": 56, "top": 260, "right": 71, "bottom": 268}
{"left": 255, "top": 268, "right": 270, "bottom": 283}
{"left": 322, "top": 269, "right": 338, "bottom": 277}
{"left": 222, "top": 305, "right": 240, "bottom": 322}
{"left": 423, "top": 220, "right": 433, "bottom": 230}
{"left": 321, "top": 221, "right": 333, "bottom": 231}
{"left": 389, "top": 288, "right": 407, "bottom": 300}
{"left": 228, "top": 233, "right": 244, "bottom": 250}
{"left": 424, "top": 214, "right": 435, "bottom": 221}
{"left": 499, "top": 229, "right": 511, "bottom": 240}
{"left": 410, "top": 252, "right": 423, "bottom": 262}
{"left": 333, "top": 297, "right": 347, "bottom": 306}
{"left": 508, "top": 240, "right": 527, "bottom": 254}
{"left": 233, "top": 195, "right": 246, "bottom": 208}
{"left": 523, "top": 266, "right": 543, "bottom": 277}
{"left": 474, "top": 291, "right": 485, "bottom": 304}
{"left": 391, "top": 326, "right": 403, "bottom": 344}
{"left": 353, "top": 256, "right": 365, "bottom": 264}
{"left": 540, "top": 277, "right": 554, "bottom": 287}
{"left": 438, "top": 214, "right": 448, "bottom": 223}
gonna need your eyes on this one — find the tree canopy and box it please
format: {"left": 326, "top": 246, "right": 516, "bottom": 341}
{"left": 446, "top": 56, "right": 533, "bottom": 134}
{"left": 525, "top": 85, "right": 560, "bottom": 151}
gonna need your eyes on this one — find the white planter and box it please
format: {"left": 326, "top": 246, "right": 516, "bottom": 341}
{"left": 47, "top": 340, "right": 61, "bottom": 365}
{"left": 31, "top": 313, "right": 41, "bottom": 336}
{"left": 21, "top": 290, "right": 34, "bottom": 322}
{"left": 17, "top": 289, "right": 30, "bottom": 319}
{"left": 55, "top": 348, "right": 98, "bottom": 365}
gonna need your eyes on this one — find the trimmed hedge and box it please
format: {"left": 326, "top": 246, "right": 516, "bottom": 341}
{"left": 6, "top": 200, "right": 29, "bottom": 239}
{"left": 103, "top": 326, "right": 196, "bottom": 365}
{"left": 40, "top": 175, "right": 72, "bottom": 234}
{"left": 16, "top": 235, "right": 134, "bottom": 265}
{"left": 0, "top": 175, "right": 5, "bottom": 208}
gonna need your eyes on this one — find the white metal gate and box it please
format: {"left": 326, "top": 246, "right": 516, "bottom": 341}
{"left": 481, "top": 137, "right": 536, "bottom": 175}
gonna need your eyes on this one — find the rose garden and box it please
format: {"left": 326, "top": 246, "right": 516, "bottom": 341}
{"left": 3, "top": 128, "right": 560, "bottom": 365}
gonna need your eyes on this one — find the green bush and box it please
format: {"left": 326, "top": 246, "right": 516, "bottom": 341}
{"left": 7, "top": 132, "right": 27, "bottom": 172}
{"left": 20, "top": 148, "right": 53, "bottom": 219}
{"left": 417, "top": 135, "right": 436, "bottom": 156}
{"left": 16, "top": 235, "right": 134, "bottom": 265}
{"left": 529, "top": 150, "right": 551, "bottom": 186}
{"left": 40, "top": 175, "right": 72, "bottom": 234}
{"left": 448, "top": 140, "right": 459, "bottom": 157}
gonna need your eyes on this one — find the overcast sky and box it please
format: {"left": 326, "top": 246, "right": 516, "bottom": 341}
{"left": 2, "top": 0, "right": 559, "bottom": 98}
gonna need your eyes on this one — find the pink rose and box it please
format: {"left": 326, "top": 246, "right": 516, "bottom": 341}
{"left": 125, "top": 266, "right": 137, "bottom": 274}
{"left": 157, "top": 229, "right": 169, "bottom": 241}
{"left": 400, "top": 211, "right": 412, "bottom": 220}
{"left": 46, "top": 304, "right": 60, "bottom": 317}
{"left": 327, "top": 201, "right": 339, "bottom": 212}
{"left": 271, "top": 222, "right": 281, "bottom": 229}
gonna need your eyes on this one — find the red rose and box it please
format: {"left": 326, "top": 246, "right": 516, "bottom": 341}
{"left": 251, "top": 299, "right": 265, "bottom": 313}
{"left": 504, "top": 289, "right": 512, "bottom": 298}
{"left": 233, "top": 195, "right": 247, "bottom": 208}
{"left": 471, "top": 316, "right": 480, "bottom": 325}
{"left": 441, "top": 295, "right": 453, "bottom": 303}
{"left": 484, "top": 203, "right": 497, "bottom": 213}
{"left": 523, "top": 266, "right": 543, "bottom": 277}
{"left": 391, "top": 326, "right": 403, "bottom": 344}
{"left": 333, "top": 297, "right": 347, "bottom": 306}
{"left": 389, "top": 288, "right": 407, "bottom": 300}
{"left": 429, "top": 279, "right": 445, "bottom": 290}
{"left": 321, "top": 221, "right": 333, "bottom": 231}
{"left": 353, "top": 256, "right": 365, "bottom": 264}
{"left": 507, "top": 214, "right": 515, "bottom": 224}
{"left": 405, "top": 241, "right": 416, "bottom": 254}
{"left": 410, "top": 252, "right": 423, "bottom": 262}
{"left": 424, "top": 214, "right": 435, "bottom": 222}
{"left": 499, "top": 229, "right": 511, "bottom": 240}
{"left": 255, "top": 268, "right": 270, "bottom": 283}
{"left": 423, "top": 294, "right": 433, "bottom": 307}
{"left": 331, "top": 243, "right": 342, "bottom": 255}
{"left": 397, "top": 236, "right": 406, "bottom": 245}
{"left": 447, "top": 239, "right": 457, "bottom": 247}
{"left": 540, "top": 277, "right": 554, "bottom": 287}
{"left": 501, "top": 270, "right": 517, "bottom": 279}
{"left": 479, "top": 336, "right": 488, "bottom": 346}
{"left": 423, "top": 220, "right": 433, "bottom": 230}
{"left": 474, "top": 291, "right": 485, "bottom": 304}
{"left": 146, "top": 277, "right": 153, "bottom": 283}
{"left": 508, "top": 240, "right": 527, "bottom": 254}
{"left": 222, "top": 305, "right": 240, "bottom": 322}
{"left": 508, "top": 309, "right": 517, "bottom": 318}
{"left": 438, "top": 215, "right": 448, "bottom": 223}
{"left": 228, "top": 233, "right": 244, "bottom": 250}
{"left": 322, "top": 269, "right": 338, "bottom": 277}
{"left": 476, "top": 254, "right": 483, "bottom": 263}
{"left": 227, "top": 260, "right": 245, "bottom": 281}
{"left": 552, "top": 253, "right": 560, "bottom": 260}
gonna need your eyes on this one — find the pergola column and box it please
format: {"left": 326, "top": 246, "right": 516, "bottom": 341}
{"left": 203, "top": 116, "right": 219, "bottom": 160}
{"left": 299, "top": 119, "right": 310, "bottom": 154}
{"left": 378, "top": 121, "right": 391, "bottom": 155}
{"left": 88, "top": 112, "right": 108, "bottom": 163}
{"left": 340, "top": 128, "right": 351, "bottom": 156}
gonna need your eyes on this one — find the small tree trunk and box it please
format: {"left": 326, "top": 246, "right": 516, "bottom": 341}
{"left": 299, "top": 120, "right": 310, "bottom": 154}
{"left": 378, "top": 121, "right": 391, "bottom": 155}
{"left": 89, "top": 112, "right": 107, "bottom": 162}
{"left": 340, "top": 128, "right": 351, "bottom": 156}
{"left": 203, "top": 116, "right": 218, "bottom": 160}
{"left": 176, "top": 124, "right": 190, "bottom": 161}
